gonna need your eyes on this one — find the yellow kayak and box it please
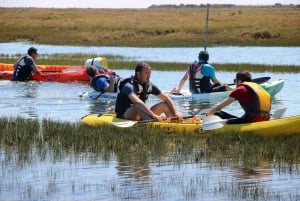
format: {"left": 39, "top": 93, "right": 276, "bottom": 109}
{"left": 81, "top": 113, "right": 300, "bottom": 136}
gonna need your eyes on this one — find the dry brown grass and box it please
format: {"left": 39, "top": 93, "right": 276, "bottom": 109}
{"left": 0, "top": 6, "right": 299, "bottom": 46}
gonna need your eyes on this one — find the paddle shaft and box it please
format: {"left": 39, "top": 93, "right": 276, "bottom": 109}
{"left": 93, "top": 91, "right": 104, "bottom": 100}
{"left": 136, "top": 115, "right": 195, "bottom": 124}
{"left": 112, "top": 115, "right": 196, "bottom": 128}
{"left": 202, "top": 107, "right": 287, "bottom": 131}
{"left": 228, "top": 76, "right": 270, "bottom": 86}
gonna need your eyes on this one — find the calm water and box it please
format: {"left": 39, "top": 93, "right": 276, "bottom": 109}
{"left": 0, "top": 70, "right": 299, "bottom": 121}
{"left": 1, "top": 70, "right": 300, "bottom": 201}
{"left": 1, "top": 42, "right": 300, "bottom": 65}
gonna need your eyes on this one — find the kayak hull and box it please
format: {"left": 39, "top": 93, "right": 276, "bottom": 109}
{"left": 79, "top": 79, "right": 284, "bottom": 101}
{"left": 0, "top": 63, "right": 91, "bottom": 82}
{"left": 81, "top": 113, "right": 300, "bottom": 136}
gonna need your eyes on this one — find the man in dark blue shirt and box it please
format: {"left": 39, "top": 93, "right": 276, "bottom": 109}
{"left": 115, "top": 62, "right": 182, "bottom": 121}
{"left": 11, "top": 47, "right": 42, "bottom": 81}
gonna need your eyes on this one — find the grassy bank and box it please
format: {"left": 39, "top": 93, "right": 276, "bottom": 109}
{"left": 1, "top": 116, "right": 299, "bottom": 170}
{"left": 1, "top": 54, "right": 299, "bottom": 73}
{"left": 0, "top": 6, "right": 299, "bottom": 47}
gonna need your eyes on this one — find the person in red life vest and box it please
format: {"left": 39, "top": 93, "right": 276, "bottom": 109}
{"left": 171, "top": 51, "right": 231, "bottom": 94}
{"left": 206, "top": 71, "right": 271, "bottom": 124}
{"left": 11, "top": 47, "right": 42, "bottom": 81}
{"left": 115, "top": 62, "right": 182, "bottom": 121}
{"left": 85, "top": 66, "right": 122, "bottom": 93}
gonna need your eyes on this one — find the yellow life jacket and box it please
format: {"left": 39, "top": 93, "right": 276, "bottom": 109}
{"left": 240, "top": 82, "right": 271, "bottom": 118}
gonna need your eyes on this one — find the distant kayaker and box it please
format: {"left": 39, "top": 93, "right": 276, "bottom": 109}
{"left": 11, "top": 47, "right": 42, "bottom": 81}
{"left": 115, "top": 62, "right": 182, "bottom": 121}
{"left": 171, "top": 50, "right": 231, "bottom": 94}
{"left": 86, "top": 66, "right": 122, "bottom": 93}
{"left": 205, "top": 71, "right": 271, "bottom": 123}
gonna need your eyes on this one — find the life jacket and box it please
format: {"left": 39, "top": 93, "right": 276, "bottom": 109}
{"left": 240, "top": 82, "right": 271, "bottom": 119}
{"left": 115, "top": 77, "right": 153, "bottom": 117}
{"left": 12, "top": 56, "right": 33, "bottom": 81}
{"left": 188, "top": 62, "right": 212, "bottom": 93}
{"left": 118, "top": 77, "right": 152, "bottom": 102}
{"left": 111, "top": 75, "right": 122, "bottom": 93}
{"left": 90, "top": 74, "right": 109, "bottom": 92}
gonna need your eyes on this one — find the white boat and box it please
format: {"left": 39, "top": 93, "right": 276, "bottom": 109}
{"left": 79, "top": 79, "right": 284, "bottom": 102}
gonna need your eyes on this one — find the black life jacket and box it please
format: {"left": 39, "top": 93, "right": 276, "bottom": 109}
{"left": 188, "top": 62, "right": 212, "bottom": 93}
{"left": 12, "top": 56, "right": 33, "bottom": 81}
{"left": 115, "top": 77, "right": 152, "bottom": 117}
{"left": 118, "top": 77, "right": 152, "bottom": 102}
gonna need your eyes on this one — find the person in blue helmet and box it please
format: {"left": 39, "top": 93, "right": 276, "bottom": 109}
{"left": 171, "top": 51, "right": 231, "bottom": 94}
{"left": 86, "top": 66, "right": 122, "bottom": 93}
{"left": 11, "top": 47, "right": 42, "bottom": 81}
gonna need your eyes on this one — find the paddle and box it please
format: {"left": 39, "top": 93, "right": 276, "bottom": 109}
{"left": 112, "top": 115, "right": 195, "bottom": 128}
{"left": 228, "top": 76, "right": 271, "bottom": 86}
{"left": 93, "top": 91, "right": 105, "bottom": 100}
{"left": 202, "top": 107, "right": 287, "bottom": 131}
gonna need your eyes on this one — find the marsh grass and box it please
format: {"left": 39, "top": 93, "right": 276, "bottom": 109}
{"left": 0, "top": 6, "right": 299, "bottom": 46}
{"left": 1, "top": 117, "right": 299, "bottom": 200}
{"left": 1, "top": 54, "right": 299, "bottom": 73}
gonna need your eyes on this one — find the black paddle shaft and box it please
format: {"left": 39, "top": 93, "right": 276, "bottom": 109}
{"left": 228, "top": 76, "right": 271, "bottom": 86}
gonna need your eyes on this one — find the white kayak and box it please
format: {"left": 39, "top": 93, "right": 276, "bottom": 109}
{"left": 79, "top": 79, "right": 284, "bottom": 101}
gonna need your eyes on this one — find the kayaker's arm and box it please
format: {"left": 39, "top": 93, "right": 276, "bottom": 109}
{"left": 172, "top": 71, "right": 189, "bottom": 93}
{"left": 212, "top": 77, "right": 232, "bottom": 91}
{"left": 206, "top": 96, "right": 236, "bottom": 116}
{"left": 107, "top": 76, "right": 115, "bottom": 92}
{"left": 31, "top": 64, "right": 42, "bottom": 75}
{"left": 128, "top": 92, "right": 162, "bottom": 121}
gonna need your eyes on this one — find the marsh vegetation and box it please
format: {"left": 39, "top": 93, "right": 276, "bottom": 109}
{"left": 0, "top": 116, "right": 299, "bottom": 200}
{"left": 0, "top": 6, "right": 299, "bottom": 47}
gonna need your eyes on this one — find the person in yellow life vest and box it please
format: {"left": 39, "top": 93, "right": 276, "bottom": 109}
{"left": 206, "top": 71, "right": 271, "bottom": 124}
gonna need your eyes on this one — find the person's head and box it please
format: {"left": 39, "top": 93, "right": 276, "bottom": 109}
{"left": 198, "top": 50, "right": 209, "bottom": 62}
{"left": 235, "top": 71, "right": 252, "bottom": 85}
{"left": 96, "top": 77, "right": 109, "bottom": 91}
{"left": 134, "top": 62, "right": 151, "bottom": 84}
{"left": 86, "top": 66, "right": 99, "bottom": 77}
{"left": 27, "top": 47, "right": 38, "bottom": 60}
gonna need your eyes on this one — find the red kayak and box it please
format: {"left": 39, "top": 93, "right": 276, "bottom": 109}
{"left": 0, "top": 63, "right": 92, "bottom": 82}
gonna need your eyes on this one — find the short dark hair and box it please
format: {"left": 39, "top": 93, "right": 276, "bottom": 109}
{"left": 198, "top": 51, "right": 209, "bottom": 62}
{"left": 135, "top": 62, "right": 150, "bottom": 73}
{"left": 86, "top": 66, "right": 98, "bottom": 77}
{"left": 28, "top": 47, "right": 38, "bottom": 55}
{"left": 236, "top": 71, "right": 252, "bottom": 82}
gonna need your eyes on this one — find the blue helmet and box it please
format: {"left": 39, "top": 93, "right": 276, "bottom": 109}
{"left": 95, "top": 77, "right": 109, "bottom": 91}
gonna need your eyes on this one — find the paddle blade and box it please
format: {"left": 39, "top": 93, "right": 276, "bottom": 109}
{"left": 272, "top": 107, "right": 287, "bottom": 119}
{"left": 112, "top": 121, "right": 137, "bottom": 128}
{"left": 202, "top": 115, "right": 227, "bottom": 131}
{"left": 252, "top": 76, "right": 271, "bottom": 84}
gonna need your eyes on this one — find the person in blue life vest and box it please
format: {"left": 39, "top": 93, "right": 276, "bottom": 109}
{"left": 11, "top": 47, "right": 42, "bottom": 81}
{"left": 205, "top": 71, "right": 271, "bottom": 124}
{"left": 115, "top": 62, "right": 182, "bottom": 121}
{"left": 86, "top": 66, "right": 122, "bottom": 93}
{"left": 171, "top": 50, "right": 231, "bottom": 94}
